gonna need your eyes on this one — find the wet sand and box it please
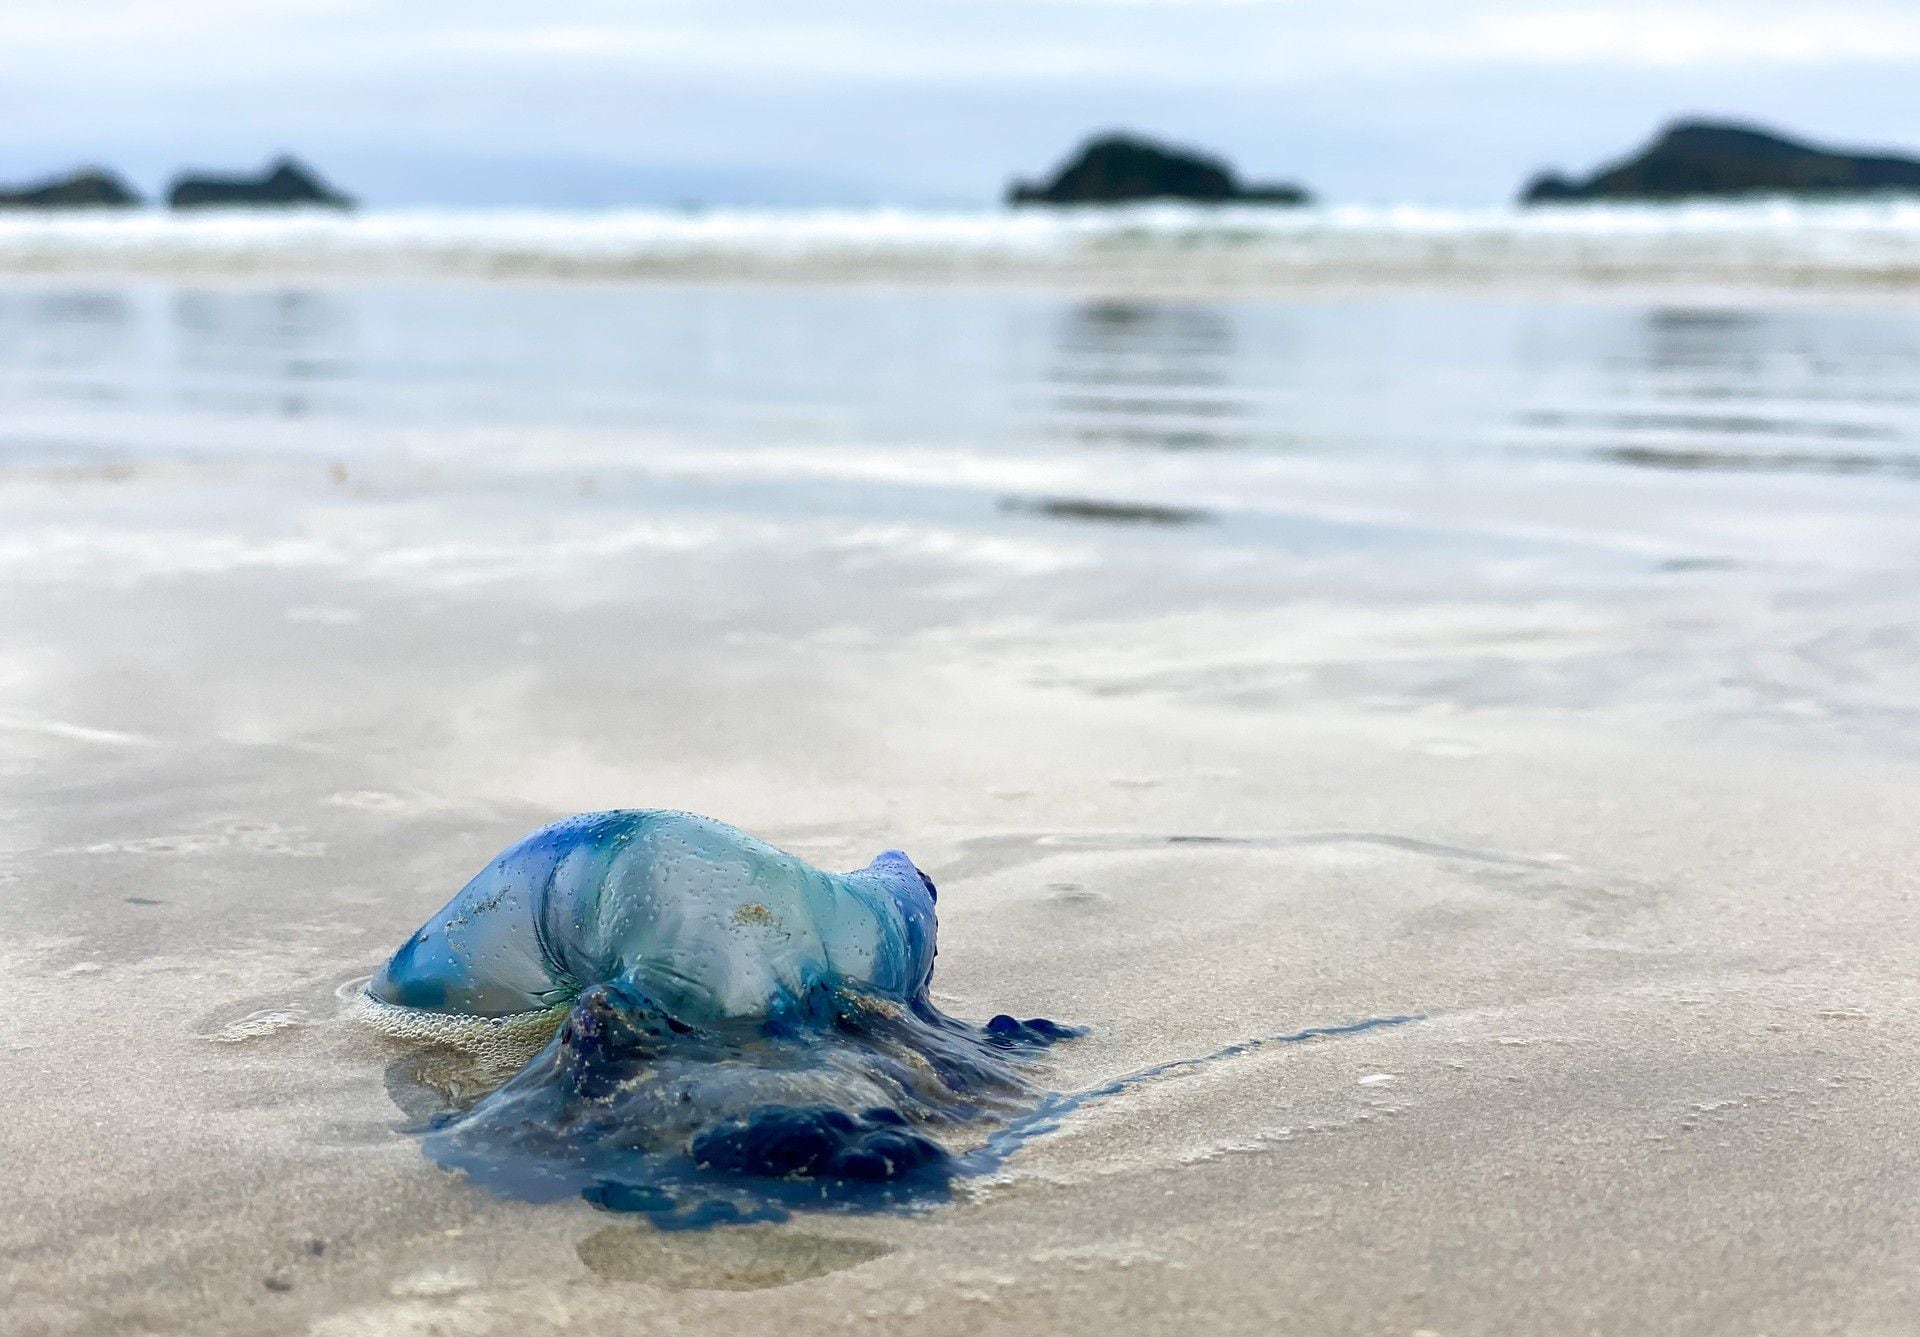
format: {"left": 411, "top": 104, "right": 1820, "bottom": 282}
{"left": 3, "top": 280, "right": 1919, "bottom": 1335}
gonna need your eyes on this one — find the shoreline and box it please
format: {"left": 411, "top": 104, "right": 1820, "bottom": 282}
{"left": 6, "top": 256, "right": 1920, "bottom": 307}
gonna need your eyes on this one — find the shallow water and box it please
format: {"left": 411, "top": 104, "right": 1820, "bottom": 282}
{"left": 4, "top": 282, "right": 1919, "bottom": 690}
{"left": 4, "top": 282, "right": 1917, "bottom": 527}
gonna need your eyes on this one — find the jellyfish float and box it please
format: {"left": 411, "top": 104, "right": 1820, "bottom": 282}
{"left": 357, "top": 810, "right": 1078, "bottom": 1227}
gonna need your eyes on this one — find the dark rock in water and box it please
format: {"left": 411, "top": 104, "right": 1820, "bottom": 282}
{"left": 0, "top": 168, "right": 142, "bottom": 209}
{"left": 1518, "top": 171, "right": 1582, "bottom": 205}
{"left": 167, "top": 156, "right": 354, "bottom": 210}
{"left": 1010, "top": 132, "right": 1311, "bottom": 207}
{"left": 1521, "top": 120, "right": 1920, "bottom": 204}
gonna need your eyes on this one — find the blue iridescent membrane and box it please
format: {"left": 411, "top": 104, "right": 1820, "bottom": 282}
{"left": 365, "top": 810, "right": 1080, "bottom": 1227}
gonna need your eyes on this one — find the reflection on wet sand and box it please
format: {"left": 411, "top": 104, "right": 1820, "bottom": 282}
{"left": 1597, "top": 445, "right": 1920, "bottom": 479}
{"left": 1046, "top": 300, "right": 1250, "bottom": 451}
{"left": 1630, "top": 306, "right": 1920, "bottom": 405}
{"left": 171, "top": 289, "right": 355, "bottom": 418}
{"left": 1516, "top": 305, "right": 1920, "bottom": 477}
{"left": 0, "top": 285, "right": 359, "bottom": 422}
{"left": 0, "top": 288, "right": 138, "bottom": 403}
{"left": 1636, "top": 307, "right": 1768, "bottom": 374}
{"left": 1000, "top": 495, "right": 1213, "bottom": 526}
{"left": 1519, "top": 409, "right": 1894, "bottom": 441}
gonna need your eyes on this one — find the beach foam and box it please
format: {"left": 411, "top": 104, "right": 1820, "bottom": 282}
{"left": 4, "top": 200, "right": 1920, "bottom": 290}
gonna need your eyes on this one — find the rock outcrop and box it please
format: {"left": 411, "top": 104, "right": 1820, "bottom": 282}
{"left": 1010, "top": 133, "right": 1310, "bottom": 207}
{"left": 0, "top": 168, "right": 142, "bottom": 209}
{"left": 1521, "top": 120, "right": 1920, "bottom": 204}
{"left": 167, "top": 156, "right": 354, "bottom": 210}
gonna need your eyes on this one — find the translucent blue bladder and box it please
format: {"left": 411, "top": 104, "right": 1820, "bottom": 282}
{"left": 363, "top": 811, "right": 1078, "bottom": 1227}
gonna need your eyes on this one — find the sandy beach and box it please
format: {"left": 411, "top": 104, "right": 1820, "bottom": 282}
{"left": 3, "top": 272, "right": 1918, "bottom": 1335}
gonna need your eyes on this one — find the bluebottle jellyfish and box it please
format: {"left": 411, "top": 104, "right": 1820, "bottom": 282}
{"left": 358, "top": 810, "right": 1080, "bottom": 1227}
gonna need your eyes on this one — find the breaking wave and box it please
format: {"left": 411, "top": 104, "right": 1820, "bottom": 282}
{"left": 4, "top": 200, "right": 1920, "bottom": 290}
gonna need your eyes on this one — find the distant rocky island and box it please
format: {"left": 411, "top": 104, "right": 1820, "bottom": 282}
{"left": 1523, "top": 120, "right": 1920, "bottom": 204}
{"left": 169, "top": 157, "right": 353, "bottom": 210}
{"left": 1011, "top": 133, "right": 1311, "bottom": 207}
{"left": 0, "top": 156, "right": 353, "bottom": 210}
{"left": 0, "top": 167, "right": 142, "bottom": 209}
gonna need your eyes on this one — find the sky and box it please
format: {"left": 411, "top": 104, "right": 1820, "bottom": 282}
{"left": 5, "top": 0, "right": 1920, "bottom": 207}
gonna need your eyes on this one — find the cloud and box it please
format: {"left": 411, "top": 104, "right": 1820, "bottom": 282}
{"left": 1462, "top": 6, "right": 1920, "bottom": 66}
{"left": 442, "top": 20, "right": 1144, "bottom": 81}
{"left": 5, "top": 0, "right": 1920, "bottom": 90}
{"left": 436, "top": 2, "right": 1920, "bottom": 86}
